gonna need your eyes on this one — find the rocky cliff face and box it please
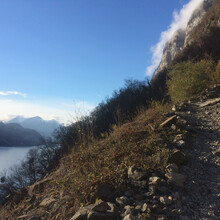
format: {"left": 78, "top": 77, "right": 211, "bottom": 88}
{"left": 153, "top": 0, "right": 214, "bottom": 79}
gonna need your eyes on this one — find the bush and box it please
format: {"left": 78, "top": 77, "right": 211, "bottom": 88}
{"left": 90, "top": 79, "right": 151, "bottom": 137}
{"left": 212, "top": 60, "right": 220, "bottom": 84}
{"left": 167, "top": 60, "right": 215, "bottom": 103}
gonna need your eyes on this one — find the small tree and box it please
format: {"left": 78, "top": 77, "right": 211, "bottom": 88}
{"left": 167, "top": 60, "right": 214, "bottom": 103}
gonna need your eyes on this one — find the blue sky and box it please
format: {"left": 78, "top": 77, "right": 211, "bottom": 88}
{"left": 0, "top": 0, "right": 202, "bottom": 123}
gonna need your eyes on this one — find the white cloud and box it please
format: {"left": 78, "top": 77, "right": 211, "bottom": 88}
{"left": 0, "top": 99, "right": 95, "bottom": 125}
{"left": 0, "top": 90, "right": 27, "bottom": 97}
{"left": 146, "top": 0, "right": 204, "bottom": 77}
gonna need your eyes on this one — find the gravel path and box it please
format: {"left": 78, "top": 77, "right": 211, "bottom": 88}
{"left": 178, "top": 97, "right": 220, "bottom": 219}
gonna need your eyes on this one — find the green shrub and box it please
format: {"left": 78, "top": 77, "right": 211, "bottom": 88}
{"left": 167, "top": 60, "right": 214, "bottom": 103}
{"left": 212, "top": 60, "right": 220, "bottom": 84}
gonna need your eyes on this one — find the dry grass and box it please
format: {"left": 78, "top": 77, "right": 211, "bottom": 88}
{"left": 46, "top": 103, "right": 174, "bottom": 212}
{"left": 0, "top": 102, "right": 177, "bottom": 219}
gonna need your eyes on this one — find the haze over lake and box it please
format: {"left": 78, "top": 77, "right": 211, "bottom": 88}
{"left": 0, "top": 146, "right": 35, "bottom": 174}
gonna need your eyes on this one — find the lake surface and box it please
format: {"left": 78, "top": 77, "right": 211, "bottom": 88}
{"left": 0, "top": 146, "right": 35, "bottom": 174}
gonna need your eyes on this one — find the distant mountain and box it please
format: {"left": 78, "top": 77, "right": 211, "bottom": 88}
{"left": 8, "top": 116, "right": 60, "bottom": 138}
{"left": 0, "top": 122, "right": 43, "bottom": 146}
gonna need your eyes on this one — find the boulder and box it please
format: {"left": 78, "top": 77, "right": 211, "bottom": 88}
{"left": 91, "top": 200, "right": 111, "bottom": 213}
{"left": 168, "top": 150, "right": 188, "bottom": 167}
{"left": 95, "top": 184, "right": 115, "bottom": 202}
{"left": 165, "top": 172, "right": 186, "bottom": 188}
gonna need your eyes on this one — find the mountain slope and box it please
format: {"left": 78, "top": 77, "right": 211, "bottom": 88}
{"left": 1, "top": 87, "right": 219, "bottom": 219}
{"left": 0, "top": 122, "right": 43, "bottom": 146}
{"left": 0, "top": 1, "right": 220, "bottom": 219}
{"left": 8, "top": 116, "right": 60, "bottom": 138}
{"left": 152, "top": 0, "right": 215, "bottom": 80}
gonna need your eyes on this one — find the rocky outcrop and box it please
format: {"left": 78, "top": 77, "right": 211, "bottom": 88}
{"left": 154, "top": 29, "right": 186, "bottom": 77}
{"left": 153, "top": 0, "right": 214, "bottom": 79}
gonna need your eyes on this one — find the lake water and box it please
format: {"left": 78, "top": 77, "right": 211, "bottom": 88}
{"left": 0, "top": 146, "right": 35, "bottom": 174}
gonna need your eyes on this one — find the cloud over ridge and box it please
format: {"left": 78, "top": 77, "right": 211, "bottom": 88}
{"left": 146, "top": 0, "right": 204, "bottom": 77}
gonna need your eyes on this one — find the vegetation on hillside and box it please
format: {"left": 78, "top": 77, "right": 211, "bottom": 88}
{"left": 173, "top": 0, "right": 220, "bottom": 64}
{"left": 0, "top": 0, "right": 219, "bottom": 218}
{"left": 167, "top": 60, "right": 216, "bottom": 103}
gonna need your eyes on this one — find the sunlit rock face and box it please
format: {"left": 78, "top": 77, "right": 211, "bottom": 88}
{"left": 184, "top": 0, "right": 214, "bottom": 46}
{"left": 152, "top": 0, "right": 214, "bottom": 79}
{"left": 154, "top": 29, "right": 186, "bottom": 77}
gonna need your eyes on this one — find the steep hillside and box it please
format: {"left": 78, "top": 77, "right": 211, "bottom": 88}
{"left": 0, "top": 1, "right": 219, "bottom": 219}
{"left": 153, "top": 0, "right": 215, "bottom": 79}
{"left": 151, "top": 0, "right": 220, "bottom": 96}
{"left": 0, "top": 86, "right": 219, "bottom": 219}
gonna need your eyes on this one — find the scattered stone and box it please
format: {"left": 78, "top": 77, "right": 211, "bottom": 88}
{"left": 91, "top": 200, "right": 111, "bottom": 213}
{"left": 159, "top": 196, "right": 172, "bottom": 205}
{"left": 173, "top": 134, "right": 185, "bottom": 142}
{"left": 168, "top": 150, "right": 188, "bottom": 167}
{"left": 134, "top": 204, "right": 142, "bottom": 212}
{"left": 172, "top": 105, "right": 177, "bottom": 111}
{"left": 176, "top": 140, "right": 186, "bottom": 148}
{"left": 128, "top": 166, "right": 147, "bottom": 181}
{"left": 116, "top": 196, "right": 130, "bottom": 207}
{"left": 141, "top": 203, "right": 149, "bottom": 213}
{"left": 166, "top": 171, "right": 186, "bottom": 188}
{"left": 107, "top": 202, "right": 119, "bottom": 213}
{"left": 149, "top": 176, "right": 161, "bottom": 186}
{"left": 70, "top": 207, "right": 89, "bottom": 220}
{"left": 151, "top": 204, "right": 162, "bottom": 213}
{"left": 166, "top": 164, "right": 178, "bottom": 173}
{"left": 170, "top": 209, "right": 180, "bottom": 217}
{"left": 176, "top": 118, "right": 188, "bottom": 128}
{"left": 123, "top": 205, "right": 134, "bottom": 216}
{"left": 171, "top": 124, "right": 177, "bottom": 130}
{"left": 123, "top": 214, "right": 138, "bottom": 220}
